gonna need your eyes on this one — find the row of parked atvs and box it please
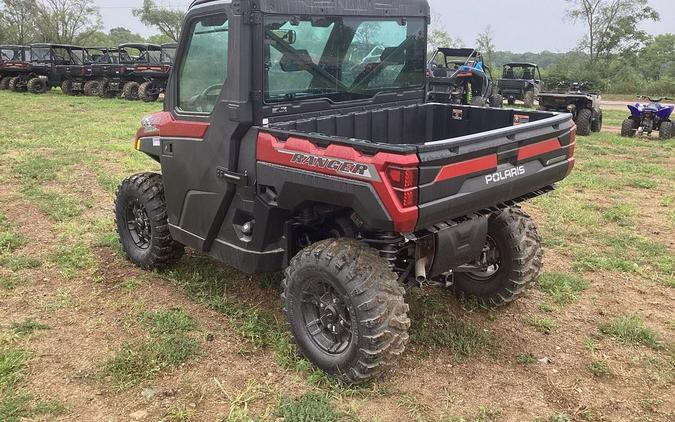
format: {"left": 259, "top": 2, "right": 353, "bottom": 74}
{"left": 426, "top": 48, "right": 673, "bottom": 140}
{"left": 0, "top": 43, "right": 176, "bottom": 101}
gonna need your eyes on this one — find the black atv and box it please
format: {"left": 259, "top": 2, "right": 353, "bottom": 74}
{"left": 498, "top": 62, "right": 544, "bottom": 107}
{"left": 427, "top": 48, "right": 503, "bottom": 108}
{"left": 0, "top": 45, "right": 31, "bottom": 90}
{"left": 538, "top": 81, "right": 603, "bottom": 136}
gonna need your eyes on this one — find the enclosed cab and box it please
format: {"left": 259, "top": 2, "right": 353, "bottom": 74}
{"left": 97, "top": 43, "right": 164, "bottom": 101}
{"left": 498, "top": 62, "right": 544, "bottom": 107}
{"left": 56, "top": 47, "right": 104, "bottom": 95}
{"left": 427, "top": 48, "right": 502, "bottom": 107}
{"left": 115, "top": 0, "right": 576, "bottom": 383}
{"left": 0, "top": 45, "right": 31, "bottom": 90}
{"left": 129, "top": 42, "right": 177, "bottom": 102}
{"left": 5, "top": 43, "right": 85, "bottom": 93}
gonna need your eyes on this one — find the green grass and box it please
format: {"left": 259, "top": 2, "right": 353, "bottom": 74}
{"left": 275, "top": 392, "right": 342, "bottom": 422}
{"left": 600, "top": 314, "right": 660, "bottom": 349}
{"left": 21, "top": 185, "right": 85, "bottom": 223}
{"left": 0, "top": 212, "right": 27, "bottom": 255}
{"left": 527, "top": 317, "right": 557, "bottom": 334}
{"left": 49, "top": 242, "right": 96, "bottom": 278}
{"left": 537, "top": 272, "right": 589, "bottom": 305}
{"left": 0, "top": 255, "right": 42, "bottom": 271}
{"left": 589, "top": 359, "right": 611, "bottom": 377}
{"left": 517, "top": 353, "right": 537, "bottom": 365}
{"left": 104, "top": 307, "right": 199, "bottom": 390}
{"left": 408, "top": 291, "right": 496, "bottom": 357}
{"left": 0, "top": 348, "right": 66, "bottom": 421}
{"left": 10, "top": 319, "right": 50, "bottom": 336}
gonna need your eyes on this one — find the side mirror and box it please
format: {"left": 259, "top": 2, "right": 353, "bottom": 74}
{"left": 271, "top": 29, "right": 297, "bottom": 45}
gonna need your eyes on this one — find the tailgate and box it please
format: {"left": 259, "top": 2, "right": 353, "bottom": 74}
{"left": 415, "top": 110, "right": 575, "bottom": 229}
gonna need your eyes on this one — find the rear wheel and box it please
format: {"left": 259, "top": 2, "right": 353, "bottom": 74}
{"left": 123, "top": 81, "right": 140, "bottom": 100}
{"left": 0, "top": 77, "right": 10, "bottom": 90}
{"left": 8, "top": 76, "right": 24, "bottom": 92}
{"left": 283, "top": 238, "right": 410, "bottom": 384}
{"left": 621, "top": 118, "right": 636, "bottom": 137}
{"left": 576, "top": 108, "right": 593, "bottom": 136}
{"left": 27, "top": 77, "right": 47, "bottom": 94}
{"left": 98, "top": 79, "right": 116, "bottom": 98}
{"left": 523, "top": 90, "right": 535, "bottom": 108}
{"left": 591, "top": 110, "right": 603, "bottom": 132}
{"left": 489, "top": 94, "right": 503, "bottom": 108}
{"left": 114, "top": 173, "right": 184, "bottom": 270}
{"left": 139, "top": 81, "right": 160, "bottom": 102}
{"left": 83, "top": 80, "right": 101, "bottom": 96}
{"left": 660, "top": 121, "right": 673, "bottom": 140}
{"left": 507, "top": 97, "right": 516, "bottom": 106}
{"left": 61, "top": 79, "right": 74, "bottom": 95}
{"left": 452, "top": 207, "right": 543, "bottom": 307}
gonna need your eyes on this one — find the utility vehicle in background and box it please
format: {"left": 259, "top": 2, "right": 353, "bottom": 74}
{"left": 56, "top": 47, "right": 110, "bottom": 95}
{"left": 498, "top": 62, "right": 544, "bottom": 107}
{"left": 97, "top": 43, "right": 173, "bottom": 101}
{"left": 5, "top": 44, "right": 86, "bottom": 94}
{"left": 115, "top": 0, "right": 576, "bottom": 383}
{"left": 621, "top": 96, "right": 673, "bottom": 140}
{"left": 0, "top": 45, "right": 31, "bottom": 90}
{"left": 427, "top": 48, "right": 503, "bottom": 107}
{"left": 538, "top": 81, "right": 602, "bottom": 136}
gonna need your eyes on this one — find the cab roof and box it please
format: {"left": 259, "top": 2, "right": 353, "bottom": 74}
{"left": 119, "top": 43, "right": 161, "bottom": 50}
{"left": 190, "top": 0, "right": 430, "bottom": 17}
{"left": 436, "top": 48, "right": 478, "bottom": 58}
{"left": 504, "top": 62, "right": 539, "bottom": 68}
{"left": 30, "top": 43, "right": 84, "bottom": 49}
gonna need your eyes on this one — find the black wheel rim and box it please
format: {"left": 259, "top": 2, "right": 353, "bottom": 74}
{"left": 300, "top": 278, "right": 353, "bottom": 355}
{"left": 466, "top": 235, "right": 501, "bottom": 282}
{"left": 124, "top": 200, "right": 152, "bottom": 249}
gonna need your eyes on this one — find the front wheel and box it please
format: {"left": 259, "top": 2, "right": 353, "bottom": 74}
{"left": 660, "top": 121, "right": 673, "bottom": 140}
{"left": 283, "top": 238, "right": 410, "bottom": 384}
{"left": 27, "top": 77, "right": 47, "bottom": 94}
{"left": 83, "top": 80, "right": 101, "bottom": 97}
{"left": 61, "top": 79, "right": 74, "bottom": 95}
{"left": 591, "top": 110, "right": 603, "bottom": 132}
{"left": 139, "top": 81, "right": 160, "bottom": 102}
{"left": 0, "top": 77, "right": 10, "bottom": 90}
{"left": 576, "top": 108, "right": 593, "bottom": 136}
{"left": 489, "top": 94, "right": 504, "bottom": 108}
{"left": 452, "top": 207, "right": 543, "bottom": 307}
{"left": 621, "top": 118, "right": 636, "bottom": 137}
{"left": 123, "top": 81, "right": 140, "bottom": 101}
{"left": 114, "top": 173, "right": 184, "bottom": 270}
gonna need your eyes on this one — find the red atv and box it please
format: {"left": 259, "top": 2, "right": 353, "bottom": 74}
{"left": 115, "top": 0, "right": 576, "bottom": 383}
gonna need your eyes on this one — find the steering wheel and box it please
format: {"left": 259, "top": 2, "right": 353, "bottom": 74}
{"left": 188, "top": 84, "right": 222, "bottom": 112}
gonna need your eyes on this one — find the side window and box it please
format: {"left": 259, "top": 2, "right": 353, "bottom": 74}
{"left": 178, "top": 13, "right": 229, "bottom": 113}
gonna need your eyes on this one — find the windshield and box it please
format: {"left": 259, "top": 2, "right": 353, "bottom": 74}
{"left": 161, "top": 47, "right": 176, "bottom": 64}
{"left": 31, "top": 47, "right": 51, "bottom": 62}
{"left": 264, "top": 16, "right": 426, "bottom": 103}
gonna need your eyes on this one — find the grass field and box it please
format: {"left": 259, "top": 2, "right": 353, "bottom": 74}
{"left": 0, "top": 90, "right": 673, "bottom": 421}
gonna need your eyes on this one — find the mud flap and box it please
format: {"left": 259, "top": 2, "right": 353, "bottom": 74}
{"left": 428, "top": 216, "right": 488, "bottom": 278}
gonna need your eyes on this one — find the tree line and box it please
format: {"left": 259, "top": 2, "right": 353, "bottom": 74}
{"left": 431, "top": 0, "right": 674, "bottom": 95}
{"left": 0, "top": 0, "right": 183, "bottom": 46}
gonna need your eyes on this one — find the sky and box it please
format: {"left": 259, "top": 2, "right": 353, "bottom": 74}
{"left": 96, "top": 0, "right": 675, "bottom": 53}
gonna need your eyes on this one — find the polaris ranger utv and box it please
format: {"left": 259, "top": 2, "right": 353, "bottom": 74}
{"left": 56, "top": 47, "right": 111, "bottom": 96}
{"left": 0, "top": 45, "right": 30, "bottom": 90}
{"left": 98, "top": 43, "right": 165, "bottom": 101}
{"left": 498, "top": 62, "right": 544, "bottom": 107}
{"left": 539, "top": 81, "right": 602, "bottom": 136}
{"left": 132, "top": 42, "right": 177, "bottom": 102}
{"left": 7, "top": 44, "right": 84, "bottom": 94}
{"left": 115, "top": 0, "right": 576, "bottom": 383}
{"left": 427, "top": 48, "right": 503, "bottom": 108}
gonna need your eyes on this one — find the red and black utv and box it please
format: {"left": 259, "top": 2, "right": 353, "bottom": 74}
{"left": 56, "top": 47, "right": 113, "bottom": 96}
{"left": 96, "top": 43, "right": 172, "bottom": 101}
{"left": 115, "top": 0, "right": 576, "bottom": 383}
{"left": 6, "top": 43, "right": 85, "bottom": 94}
{"left": 0, "top": 45, "right": 31, "bottom": 90}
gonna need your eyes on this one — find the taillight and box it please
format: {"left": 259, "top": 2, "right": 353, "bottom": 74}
{"left": 386, "top": 166, "right": 419, "bottom": 208}
{"left": 162, "top": 65, "right": 171, "bottom": 73}
{"left": 119, "top": 65, "right": 125, "bottom": 74}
